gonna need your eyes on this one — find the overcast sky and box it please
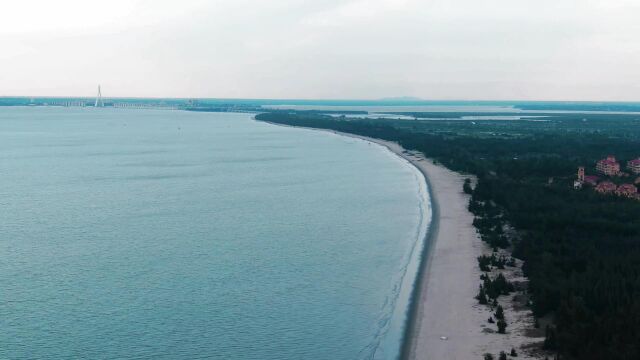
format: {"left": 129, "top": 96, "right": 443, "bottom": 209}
{"left": 1, "top": 0, "right": 639, "bottom": 100}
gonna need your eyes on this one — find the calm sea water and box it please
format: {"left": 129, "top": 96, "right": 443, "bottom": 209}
{"left": 0, "top": 107, "right": 430, "bottom": 360}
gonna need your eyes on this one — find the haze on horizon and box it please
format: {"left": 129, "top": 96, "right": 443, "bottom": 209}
{"left": 1, "top": 0, "right": 639, "bottom": 101}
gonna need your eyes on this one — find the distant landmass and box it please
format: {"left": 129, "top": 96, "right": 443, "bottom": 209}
{"left": 379, "top": 96, "right": 423, "bottom": 101}
{"left": 3, "top": 96, "right": 640, "bottom": 113}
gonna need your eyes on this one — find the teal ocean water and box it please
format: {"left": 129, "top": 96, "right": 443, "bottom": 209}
{"left": 0, "top": 108, "right": 430, "bottom": 360}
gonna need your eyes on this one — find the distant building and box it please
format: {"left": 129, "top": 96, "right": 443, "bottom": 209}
{"left": 616, "top": 183, "right": 638, "bottom": 197}
{"left": 596, "top": 156, "right": 621, "bottom": 176}
{"left": 627, "top": 158, "right": 640, "bottom": 174}
{"left": 574, "top": 167, "right": 585, "bottom": 189}
{"left": 596, "top": 181, "right": 617, "bottom": 194}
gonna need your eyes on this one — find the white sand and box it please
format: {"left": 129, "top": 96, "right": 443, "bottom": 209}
{"left": 344, "top": 135, "right": 543, "bottom": 360}
{"left": 338, "top": 135, "right": 495, "bottom": 359}
{"left": 259, "top": 119, "right": 544, "bottom": 359}
{"left": 343, "top": 135, "right": 544, "bottom": 360}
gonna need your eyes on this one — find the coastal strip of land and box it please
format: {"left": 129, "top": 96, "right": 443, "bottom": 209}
{"left": 363, "top": 136, "right": 541, "bottom": 360}
{"left": 257, "top": 118, "right": 541, "bottom": 360}
{"left": 333, "top": 133, "right": 486, "bottom": 359}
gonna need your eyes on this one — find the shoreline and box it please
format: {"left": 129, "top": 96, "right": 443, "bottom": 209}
{"left": 321, "top": 132, "right": 480, "bottom": 360}
{"left": 255, "top": 119, "right": 440, "bottom": 357}
{"left": 256, "top": 119, "right": 479, "bottom": 358}
{"left": 257, "top": 118, "right": 542, "bottom": 360}
{"left": 329, "top": 134, "right": 441, "bottom": 360}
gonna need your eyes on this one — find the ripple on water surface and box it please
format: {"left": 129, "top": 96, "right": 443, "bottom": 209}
{"left": 0, "top": 107, "right": 430, "bottom": 360}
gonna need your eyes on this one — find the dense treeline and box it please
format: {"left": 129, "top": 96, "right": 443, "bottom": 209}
{"left": 255, "top": 112, "right": 640, "bottom": 360}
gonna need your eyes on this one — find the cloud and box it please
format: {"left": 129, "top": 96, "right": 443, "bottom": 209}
{"left": 303, "top": 0, "right": 413, "bottom": 27}
{"left": 0, "top": 0, "right": 211, "bottom": 35}
{"left": 1, "top": 0, "right": 639, "bottom": 100}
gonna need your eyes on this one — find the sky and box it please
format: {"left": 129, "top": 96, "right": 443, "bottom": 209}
{"left": 1, "top": 0, "right": 639, "bottom": 101}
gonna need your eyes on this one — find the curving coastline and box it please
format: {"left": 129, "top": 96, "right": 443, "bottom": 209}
{"left": 325, "top": 134, "right": 441, "bottom": 360}
{"left": 356, "top": 137, "right": 482, "bottom": 360}
{"left": 257, "top": 118, "right": 488, "bottom": 359}
{"left": 319, "top": 133, "right": 482, "bottom": 360}
{"left": 258, "top": 115, "right": 549, "bottom": 360}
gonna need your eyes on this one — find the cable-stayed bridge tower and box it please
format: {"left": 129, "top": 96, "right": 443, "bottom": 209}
{"left": 95, "top": 85, "right": 104, "bottom": 107}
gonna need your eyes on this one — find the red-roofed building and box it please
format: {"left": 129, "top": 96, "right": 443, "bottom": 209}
{"left": 583, "top": 175, "right": 600, "bottom": 186}
{"left": 627, "top": 158, "right": 640, "bottom": 174}
{"left": 596, "top": 181, "right": 617, "bottom": 194}
{"left": 616, "top": 183, "right": 638, "bottom": 197}
{"left": 596, "top": 156, "right": 620, "bottom": 176}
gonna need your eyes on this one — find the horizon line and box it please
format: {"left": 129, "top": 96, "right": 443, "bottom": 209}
{"left": 2, "top": 95, "right": 640, "bottom": 104}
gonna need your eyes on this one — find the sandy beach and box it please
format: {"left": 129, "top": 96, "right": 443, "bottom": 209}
{"left": 333, "top": 134, "right": 491, "bottom": 359}
{"left": 335, "top": 133, "right": 542, "bottom": 360}
{"left": 259, "top": 119, "right": 542, "bottom": 359}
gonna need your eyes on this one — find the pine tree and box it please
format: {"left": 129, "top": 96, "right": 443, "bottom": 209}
{"left": 463, "top": 178, "right": 473, "bottom": 194}
{"left": 497, "top": 319, "right": 507, "bottom": 334}
{"left": 499, "top": 351, "right": 508, "bottom": 360}
{"left": 495, "top": 305, "right": 505, "bottom": 320}
{"left": 510, "top": 348, "right": 518, "bottom": 357}
{"left": 476, "top": 285, "right": 488, "bottom": 305}
{"left": 483, "top": 354, "right": 494, "bottom": 360}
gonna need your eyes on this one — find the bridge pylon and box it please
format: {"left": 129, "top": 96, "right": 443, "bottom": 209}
{"left": 95, "top": 85, "right": 104, "bottom": 107}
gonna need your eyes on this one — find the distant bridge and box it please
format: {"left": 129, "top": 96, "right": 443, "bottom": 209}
{"left": 46, "top": 100, "right": 88, "bottom": 107}
{"left": 112, "top": 103, "right": 178, "bottom": 110}
{"left": 41, "top": 101, "right": 177, "bottom": 110}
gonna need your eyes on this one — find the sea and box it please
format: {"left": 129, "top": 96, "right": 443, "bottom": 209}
{"left": 0, "top": 107, "right": 430, "bottom": 360}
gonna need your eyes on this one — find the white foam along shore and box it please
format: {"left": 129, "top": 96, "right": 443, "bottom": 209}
{"left": 258, "top": 119, "right": 542, "bottom": 360}
{"left": 323, "top": 133, "right": 489, "bottom": 359}
{"left": 348, "top": 135, "right": 543, "bottom": 360}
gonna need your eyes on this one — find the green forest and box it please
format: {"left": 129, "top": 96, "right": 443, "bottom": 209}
{"left": 255, "top": 111, "right": 640, "bottom": 360}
